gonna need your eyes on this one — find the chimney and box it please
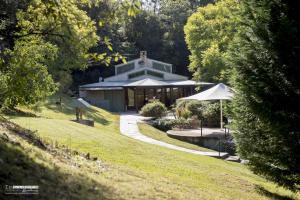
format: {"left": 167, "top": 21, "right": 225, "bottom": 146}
{"left": 140, "top": 51, "right": 147, "bottom": 61}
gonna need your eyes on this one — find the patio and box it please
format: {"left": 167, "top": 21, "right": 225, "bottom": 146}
{"left": 167, "top": 128, "right": 231, "bottom": 139}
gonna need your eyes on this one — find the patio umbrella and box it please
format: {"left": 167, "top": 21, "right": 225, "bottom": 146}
{"left": 181, "top": 83, "right": 234, "bottom": 129}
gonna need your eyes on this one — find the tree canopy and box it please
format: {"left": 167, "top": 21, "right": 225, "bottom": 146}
{"left": 0, "top": 0, "right": 139, "bottom": 107}
{"left": 184, "top": 0, "right": 239, "bottom": 82}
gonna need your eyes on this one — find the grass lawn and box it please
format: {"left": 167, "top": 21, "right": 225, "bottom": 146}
{"left": 138, "top": 122, "right": 215, "bottom": 152}
{"left": 4, "top": 95, "right": 299, "bottom": 200}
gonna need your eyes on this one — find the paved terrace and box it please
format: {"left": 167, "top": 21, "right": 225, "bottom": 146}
{"left": 167, "top": 128, "right": 231, "bottom": 139}
{"left": 120, "top": 112, "right": 228, "bottom": 158}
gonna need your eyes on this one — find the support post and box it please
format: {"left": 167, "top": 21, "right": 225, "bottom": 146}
{"left": 200, "top": 119, "right": 203, "bottom": 137}
{"left": 134, "top": 87, "right": 137, "bottom": 111}
{"left": 220, "top": 99, "right": 223, "bottom": 129}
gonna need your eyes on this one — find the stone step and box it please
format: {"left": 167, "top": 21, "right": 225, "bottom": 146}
{"left": 225, "top": 156, "right": 241, "bottom": 162}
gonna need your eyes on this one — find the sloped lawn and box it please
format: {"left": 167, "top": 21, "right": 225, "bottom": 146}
{"left": 4, "top": 95, "right": 299, "bottom": 200}
{"left": 137, "top": 122, "right": 215, "bottom": 152}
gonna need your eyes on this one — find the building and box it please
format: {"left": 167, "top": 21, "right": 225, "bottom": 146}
{"left": 79, "top": 51, "right": 211, "bottom": 112}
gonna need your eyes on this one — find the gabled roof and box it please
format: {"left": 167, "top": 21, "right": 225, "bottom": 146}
{"left": 115, "top": 58, "right": 172, "bottom": 67}
{"left": 80, "top": 81, "right": 130, "bottom": 88}
{"left": 104, "top": 67, "right": 188, "bottom": 81}
{"left": 80, "top": 78, "right": 213, "bottom": 90}
{"left": 124, "top": 78, "right": 169, "bottom": 87}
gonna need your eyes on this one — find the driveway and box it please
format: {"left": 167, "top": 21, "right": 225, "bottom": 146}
{"left": 120, "top": 112, "right": 228, "bottom": 158}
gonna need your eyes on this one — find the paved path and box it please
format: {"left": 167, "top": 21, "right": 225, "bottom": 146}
{"left": 120, "top": 112, "right": 228, "bottom": 158}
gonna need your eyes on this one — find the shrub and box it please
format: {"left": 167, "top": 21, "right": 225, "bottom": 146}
{"left": 186, "top": 100, "right": 205, "bottom": 119}
{"left": 175, "top": 100, "right": 190, "bottom": 119}
{"left": 152, "top": 119, "right": 174, "bottom": 132}
{"left": 187, "top": 115, "right": 200, "bottom": 129}
{"left": 172, "top": 118, "right": 192, "bottom": 130}
{"left": 140, "top": 100, "right": 167, "bottom": 118}
{"left": 202, "top": 102, "right": 220, "bottom": 127}
{"left": 175, "top": 100, "right": 204, "bottom": 119}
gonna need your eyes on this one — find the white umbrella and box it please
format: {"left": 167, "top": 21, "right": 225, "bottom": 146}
{"left": 182, "top": 83, "right": 234, "bottom": 129}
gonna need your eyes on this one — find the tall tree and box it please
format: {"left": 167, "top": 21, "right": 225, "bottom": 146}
{"left": 184, "top": 0, "right": 239, "bottom": 82}
{"left": 0, "top": 0, "right": 99, "bottom": 107}
{"left": 229, "top": 0, "right": 300, "bottom": 190}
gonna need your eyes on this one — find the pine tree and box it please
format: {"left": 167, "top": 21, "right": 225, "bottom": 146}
{"left": 229, "top": 0, "right": 300, "bottom": 190}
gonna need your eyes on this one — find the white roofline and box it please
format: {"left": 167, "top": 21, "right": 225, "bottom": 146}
{"left": 104, "top": 67, "right": 188, "bottom": 82}
{"left": 115, "top": 57, "right": 172, "bottom": 68}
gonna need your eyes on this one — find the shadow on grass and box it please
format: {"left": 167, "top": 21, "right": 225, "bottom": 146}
{"left": 0, "top": 134, "right": 119, "bottom": 200}
{"left": 35, "top": 95, "right": 111, "bottom": 126}
{"left": 2, "top": 108, "right": 38, "bottom": 118}
{"left": 255, "top": 185, "right": 295, "bottom": 200}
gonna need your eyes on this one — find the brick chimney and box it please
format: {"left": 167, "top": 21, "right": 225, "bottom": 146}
{"left": 140, "top": 51, "right": 147, "bottom": 61}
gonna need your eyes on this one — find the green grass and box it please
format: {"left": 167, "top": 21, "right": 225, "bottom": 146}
{"left": 4, "top": 94, "right": 299, "bottom": 200}
{"left": 138, "top": 122, "right": 215, "bottom": 152}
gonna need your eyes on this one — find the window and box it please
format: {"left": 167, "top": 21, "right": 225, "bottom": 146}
{"left": 152, "top": 61, "right": 171, "bottom": 73}
{"left": 128, "top": 70, "right": 145, "bottom": 79}
{"left": 146, "top": 70, "right": 164, "bottom": 78}
{"left": 116, "top": 62, "right": 135, "bottom": 74}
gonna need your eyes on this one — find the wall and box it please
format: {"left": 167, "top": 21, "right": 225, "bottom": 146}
{"left": 80, "top": 90, "right": 125, "bottom": 112}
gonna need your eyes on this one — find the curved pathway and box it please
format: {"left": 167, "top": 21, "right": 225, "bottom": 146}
{"left": 120, "top": 112, "right": 228, "bottom": 158}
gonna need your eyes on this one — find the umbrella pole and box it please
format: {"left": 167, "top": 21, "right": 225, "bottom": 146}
{"left": 220, "top": 99, "right": 223, "bottom": 129}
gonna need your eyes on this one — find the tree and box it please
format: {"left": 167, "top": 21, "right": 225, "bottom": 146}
{"left": 2, "top": 37, "right": 57, "bottom": 107}
{"left": 0, "top": 0, "right": 99, "bottom": 107}
{"left": 184, "top": 0, "right": 239, "bottom": 82}
{"left": 229, "top": 0, "right": 300, "bottom": 190}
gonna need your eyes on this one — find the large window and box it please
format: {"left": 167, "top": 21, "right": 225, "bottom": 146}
{"left": 128, "top": 70, "right": 145, "bottom": 79}
{"left": 116, "top": 62, "right": 135, "bottom": 74}
{"left": 146, "top": 70, "right": 164, "bottom": 78}
{"left": 152, "top": 61, "right": 171, "bottom": 73}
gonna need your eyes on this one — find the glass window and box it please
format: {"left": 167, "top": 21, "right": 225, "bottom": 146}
{"left": 128, "top": 70, "right": 145, "bottom": 79}
{"left": 152, "top": 61, "right": 171, "bottom": 73}
{"left": 116, "top": 62, "right": 135, "bottom": 74}
{"left": 146, "top": 70, "right": 164, "bottom": 78}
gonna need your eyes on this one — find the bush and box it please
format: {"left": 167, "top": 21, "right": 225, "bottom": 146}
{"left": 186, "top": 100, "right": 205, "bottom": 119}
{"left": 140, "top": 100, "right": 167, "bottom": 118}
{"left": 175, "top": 100, "right": 205, "bottom": 119}
{"left": 172, "top": 118, "right": 192, "bottom": 130}
{"left": 202, "top": 102, "right": 220, "bottom": 127}
{"left": 152, "top": 119, "right": 174, "bottom": 132}
{"left": 187, "top": 115, "right": 200, "bottom": 129}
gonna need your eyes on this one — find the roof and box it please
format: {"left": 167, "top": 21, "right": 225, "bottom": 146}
{"left": 80, "top": 78, "right": 213, "bottom": 90}
{"left": 166, "top": 80, "right": 212, "bottom": 86}
{"left": 182, "top": 83, "right": 234, "bottom": 101}
{"left": 80, "top": 81, "right": 130, "bottom": 88}
{"left": 124, "top": 78, "right": 170, "bottom": 87}
{"left": 104, "top": 67, "right": 188, "bottom": 82}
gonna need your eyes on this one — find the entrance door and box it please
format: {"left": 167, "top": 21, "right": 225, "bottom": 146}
{"left": 127, "top": 88, "right": 135, "bottom": 110}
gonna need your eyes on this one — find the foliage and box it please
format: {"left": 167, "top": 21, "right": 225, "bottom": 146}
{"left": 2, "top": 37, "right": 57, "bottom": 107}
{"left": 152, "top": 116, "right": 200, "bottom": 131}
{"left": 184, "top": 0, "right": 240, "bottom": 82}
{"left": 140, "top": 100, "right": 167, "bottom": 118}
{"left": 152, "top": 118, "right": 174, "bottom": 132}
{"left": 202, "top": 102, "right": 220, "bottom": 123}
{"left": 175, "top": 100, "right": 191, "bottom": 119}
{"left": 0, "top": 75, "right": 8, "bottom": 108}
{"left": 172, "top": 117, "right": 193, "bottom": 129}
{"left": 229, "top": 0, "right": 300, "bottom": 190}
{"left": 176, "top": 100, "right": 205, "bottom": 119}
{"left": 16, "top": 0, "right": 99, "bottom": 71}
{"left": 187, "top": 115, "right": 200, "bottom": 128}
{"left": 185, "top": 100, "right": 204, "bottom": 119}
{"left": 175, "top": 100, "right": 223, "bottom": 127}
